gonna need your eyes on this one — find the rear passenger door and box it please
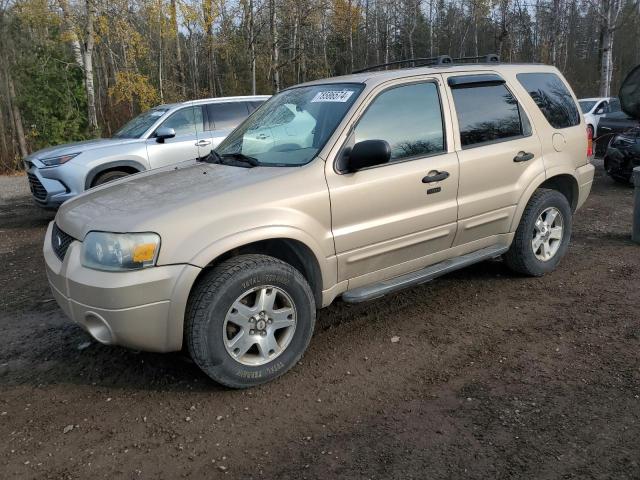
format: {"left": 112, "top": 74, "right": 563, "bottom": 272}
{"left": 443, "top": 73, "right": 544, "bottom": 246}
{"left": 205, "top": 102, "right": 251, "bottom": 148}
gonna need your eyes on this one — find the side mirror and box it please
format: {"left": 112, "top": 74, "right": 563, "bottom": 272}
{"left": 155, "top": 127, "right": 176, "bottom": 143}
{"left": 346, "top": 140, "right": 391, "bottom": 172}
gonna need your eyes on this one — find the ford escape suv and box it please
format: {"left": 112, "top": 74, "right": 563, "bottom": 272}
{"left": 25, "top": 95, "right": 269, "bottom": 209}
{"left": 44, "top": 57, "right": 594, "bottom": 388}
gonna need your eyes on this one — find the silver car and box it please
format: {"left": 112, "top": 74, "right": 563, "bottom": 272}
{"left": 25, "top": 95, "right": 269, "bottom": 208}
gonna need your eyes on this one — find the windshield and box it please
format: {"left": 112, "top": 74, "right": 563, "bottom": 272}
{"left": 113, "top": 108, "right": 168, "bottom": 139}
{"left": 216, "top": 83, "right": 363, "bottom": 166}
{"left": 579, "top": 101, "right": 597, "bottom": 114}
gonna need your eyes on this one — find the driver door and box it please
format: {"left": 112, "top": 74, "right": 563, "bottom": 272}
{"left": 325, "top": 79, "right": 459, "bottom": 287}
{"left": 146, "top": 105, "right": 208, "bottom": 168}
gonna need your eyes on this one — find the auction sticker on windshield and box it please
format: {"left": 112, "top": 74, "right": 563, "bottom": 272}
{"left": 311, "top": 90, "right": 355, "bottom": 103}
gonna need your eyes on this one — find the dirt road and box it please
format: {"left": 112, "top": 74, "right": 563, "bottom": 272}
{"left": 1, "top": 162, "right": 639, "bottom": 479}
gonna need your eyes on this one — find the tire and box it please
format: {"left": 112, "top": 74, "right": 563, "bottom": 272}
{"left": 92, "top": 170, "right": 131, "bottom": 186}
{"left": 185, "top": 254, "right": 316, "bottom": 388}
{"left": 503, "top": 189, "right": 572, "bottom": 277}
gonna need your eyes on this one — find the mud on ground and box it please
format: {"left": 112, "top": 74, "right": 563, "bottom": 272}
{"left": 1, "top": 162, "right": 639, "bottom": 479}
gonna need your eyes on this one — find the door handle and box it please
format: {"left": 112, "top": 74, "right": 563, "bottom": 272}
{"left": 513, "top": 151, "right": 535, "bottom": 162}
{"left": 422, "top": 170, "right": 450, "bottom": 183}
{"left": 196, "top": 140, "right": 211, "bottom": 147}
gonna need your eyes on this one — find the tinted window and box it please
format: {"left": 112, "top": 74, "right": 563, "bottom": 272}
{"left": 354, "top": 82, "right": 445, "bottom": 161}
{"left": 517, "top": 73, "right": 580, "bottom": 129}
{"left": 451, "top": 83, "right": 525, "bottom": 147}
{"left": 160, "top": 107, "right": 200, "bottom": 136}
{"left": 208, "top": 102, "right": 250, "bottom": 130}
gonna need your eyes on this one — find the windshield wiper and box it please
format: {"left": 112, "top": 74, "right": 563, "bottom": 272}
{"left": 197, "top": 150, "right": 260, "bottom": 168}
{"left": 220, "top": 152, "right": 261, "bottom": 167}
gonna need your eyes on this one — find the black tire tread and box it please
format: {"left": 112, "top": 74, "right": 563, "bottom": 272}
{"left": 503, "top": 188, "right": 571, "bottom": 276}
{"left": 185, "top": 254, "right": 315, "bottom": 389}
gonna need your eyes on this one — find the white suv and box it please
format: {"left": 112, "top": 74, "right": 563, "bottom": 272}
{"left": 24, "top": 95, "right": 269, "bottom": 208}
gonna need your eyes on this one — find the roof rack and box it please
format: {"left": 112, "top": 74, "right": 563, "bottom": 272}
{"left": 352, "top": 53, "right": 500, "bottom": 74}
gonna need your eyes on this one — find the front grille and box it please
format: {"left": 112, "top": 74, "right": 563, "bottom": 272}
{"left": 51, "top": 223, "right": 74, "bottom": 261}
{"left": 27, "top": 172, "right": 47, "bottom": 201}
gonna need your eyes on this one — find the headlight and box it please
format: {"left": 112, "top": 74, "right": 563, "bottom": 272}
{"left": 81, "top": 232, "right": 160, "bottom": 271}
{"left": 41, "top": 153, "right": 80, "bottom": 167}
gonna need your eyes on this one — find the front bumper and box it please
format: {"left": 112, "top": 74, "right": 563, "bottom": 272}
{"left": 604, "top": 146, "right": 640, "bottom": 181}
{"left": 43, "top": 222, "right": 201, "bottom": 352}
{"left": 26, "top": 164, "right": 77, "bottom": 209}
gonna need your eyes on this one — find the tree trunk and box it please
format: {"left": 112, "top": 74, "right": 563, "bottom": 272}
{"left": 270, "top": 0, "right": 280, "bottom": 92}
{"left": 6, "top": 71, "right": 27, "bottom": 159}
{"left": 248, "top": 0, "right": 256, "bottom": 95}
{"left": 170, "top": 0, "right": 186, "bottom": 97}
{"left": 84, "top": 0, "right": 98, "bottom": 135}
{"left": 158, "top": 2, "right": 164, "bottom": 103}
{"left": 58, "top": 0, "right": 84, "bottom": 70}
{"left": 598, "top": 0, "right": 620, "bottom": 97}
{"left": 204, "top": 0, "right": 216, "bottom": 96}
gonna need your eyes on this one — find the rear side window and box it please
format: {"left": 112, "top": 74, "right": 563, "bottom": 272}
{"left": 517, "top": 73, "right": 580, "bottom": 129}
{"left": 451, "top": 82, "right": 527, "bottom": 148}
{"left": 354, "top": 82, "right": 445, "bottom": 162}
{"left": 207, "top": 102, "right": 250, "bottom": 130}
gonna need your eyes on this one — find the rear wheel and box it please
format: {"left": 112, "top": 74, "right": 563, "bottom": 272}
{"left": 504, "top": 189, "right": 572, "bottom": 277}
{"left": 185, "top": 254, "right": 316, "bottom": 388}
{"left": 92, "top": 170, "right": 131, "bottom": 186}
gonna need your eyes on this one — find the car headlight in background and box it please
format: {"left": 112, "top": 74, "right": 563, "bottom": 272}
{"left": 81, "top": 232, "right": 160, "bottom": 271}
{"left": 40, "top": 153, "right": 80, "bottom": 167}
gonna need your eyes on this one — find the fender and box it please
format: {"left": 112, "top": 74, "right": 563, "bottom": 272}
{"left": 509, "top": 167, "right": 579, "bottom": 232}
{"left": 84, "top": 160, "right": 147, "bottom": 190}
{"left": 188, "top": 225, "right": 337, "bottom": 293}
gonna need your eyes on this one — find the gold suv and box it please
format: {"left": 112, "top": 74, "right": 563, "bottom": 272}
{"left": 44, "top": 58, "right": 595, "bottom": 387}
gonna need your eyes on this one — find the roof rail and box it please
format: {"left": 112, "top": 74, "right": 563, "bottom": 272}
{"left": 352, "top": 53, "right": 500, "bottom": 74}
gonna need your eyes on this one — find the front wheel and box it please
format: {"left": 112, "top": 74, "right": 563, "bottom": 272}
{"left": 503, "top": 189, "right": 572, "bottom": 277}
{"left": 185, "top": 254, "right": 316, "bottom": 388}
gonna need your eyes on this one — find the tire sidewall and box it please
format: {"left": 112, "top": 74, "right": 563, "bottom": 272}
{"left": 520, "top": 191, "right": 572, "bottom": 275}
{"left": 194, "top": 261, "right": 315, "bottom": 387}
{"left": 94, "top": 171, "right": 129, "bottom": 186}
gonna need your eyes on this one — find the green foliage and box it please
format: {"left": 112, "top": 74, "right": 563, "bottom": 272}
{"left": 15, "top": 46, "right": 88, "bottom": 150}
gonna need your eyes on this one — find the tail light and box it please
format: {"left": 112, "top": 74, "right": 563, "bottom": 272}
{"left": 587, "top": 126, "right": 594, "bottom": 158}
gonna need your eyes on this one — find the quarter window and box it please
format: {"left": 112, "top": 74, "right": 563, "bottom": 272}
{"left": 353, "top": 82, "right": 445, "bottom": 162}
{"left": 207, "top": 102, "right": 250, "bottom": 130}
{"left": 451, "top": 82, "right": 527, "bottom": 148}
{"left": 517, "top": 72, "right": 580, "bottom": 129}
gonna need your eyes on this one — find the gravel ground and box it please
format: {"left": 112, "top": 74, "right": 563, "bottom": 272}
{"left": 0, "top": 161, "right": 639, "bottom": 479}
{"left": 0, "top": 174, "right": 29, "bottom": 202}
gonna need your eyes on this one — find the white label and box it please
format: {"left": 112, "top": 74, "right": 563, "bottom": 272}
{"left": 311, "top": 90, "right": 354, "bottom": 103}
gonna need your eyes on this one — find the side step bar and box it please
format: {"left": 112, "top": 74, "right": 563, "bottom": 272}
{"left": 341, "top": 245, "right": 509, "bottom": 304}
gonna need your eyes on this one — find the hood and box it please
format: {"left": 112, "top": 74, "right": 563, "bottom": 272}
{"left": 56, "top": 160, "right": 294, "bottom": 240}
{"left": 27, "top": 138, "right": 141, "bottom": 162}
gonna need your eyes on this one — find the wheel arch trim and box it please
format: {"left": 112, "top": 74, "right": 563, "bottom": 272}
{"left": 186, "top": 226, "right": 336, "bottom": 305}
{"left": 84, "top": 160, "right": 147, "bottom": 189}
{"left": 510, "top": 169, "right": 579, "bottom": 232}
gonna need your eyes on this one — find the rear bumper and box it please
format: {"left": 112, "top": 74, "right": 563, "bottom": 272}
{"left": 44, "top": 222, "right": 201, "bottom": 352}
{"left": 575, "top": 163, "right": 595, "bottom": 211}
